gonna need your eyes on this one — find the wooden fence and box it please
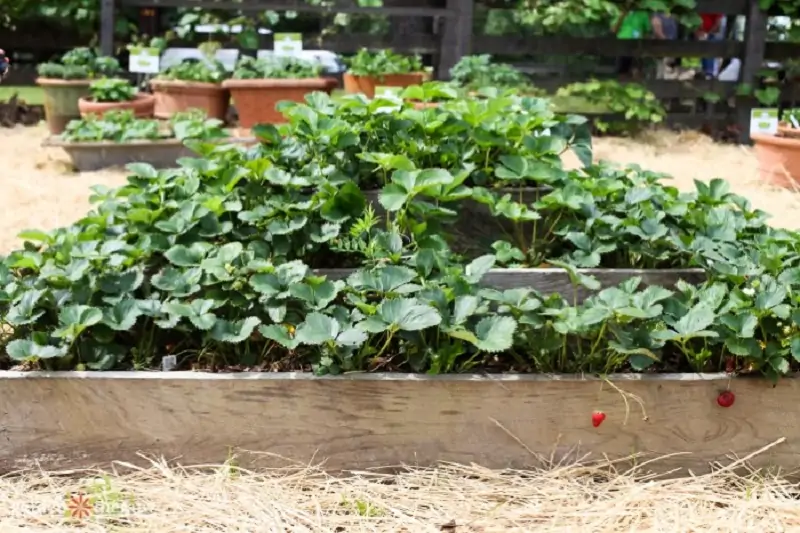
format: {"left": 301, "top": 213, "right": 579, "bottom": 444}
{"left": 6, "top": 0, "right": 798, "bottom": 142}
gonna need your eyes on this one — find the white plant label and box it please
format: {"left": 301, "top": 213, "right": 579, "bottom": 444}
{"left": 750, "top": 108, "right": 778, "bottom": 136}
{"left": 128, "top": 46, "right": 160, "bottom": 74}
{"left": 374, "top": 86, "right": 402, "bottom": 97}
{"left": 274, "top": 33, "right": 302, "bottom": 55}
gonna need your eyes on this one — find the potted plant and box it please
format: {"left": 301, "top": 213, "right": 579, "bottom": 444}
{"left": 149, "top": 58, "right": 230, "bottom": 121}
{"left": 78, "top": 78, "right": 155, "bottom": 118}
{"left": 343, "top": 49, "right": 425, "bottom": 98}
{"left": 752, "top": 128, "right": 800, "bottom": 188}
{"left": 36, "top": 48, "right": 121, "bottom": 134}
{"left": 449, "top": 54, "right": 542, "bottom": 95}
{"left": 221, "top": 56, "right": 332, "bottom": 128}
{"left": 44, "top": 108, "right": 244, "bottom": 171}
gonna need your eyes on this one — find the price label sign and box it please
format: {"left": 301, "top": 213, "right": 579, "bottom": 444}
{"left": 750, "top": 108, "right": 778, "bottom": 136}
{"left": 128, "top": 46, "right": 160, "bottom": 74}
{"left": 274, "top": 33, "right": 302, "bottom": 55}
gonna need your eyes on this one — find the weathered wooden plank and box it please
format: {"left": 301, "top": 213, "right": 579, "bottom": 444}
{"left": 317, "top": 268, "right": 706, "bottom": 301}
{"left": 1, "top": 371, "right": 796, "bottom": 475}
{"left": 121, "top": 0, "right": 455, "bottom": 16}
{"left": 473, "top": 36, "right": 744, "bottom": 59}
{"left": 738, "top": 0, "right": 768, "bottom": 144}
{"left": 437, "top": 0, "right": 473, "bottom": 78}
{"left": 164, "top": 33, "right": 439, "bottom": 53}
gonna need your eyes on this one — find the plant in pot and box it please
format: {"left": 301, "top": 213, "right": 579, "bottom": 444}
{"left": 343, "top": 48, "right": 425, "bottom": 98}
{"left": 36, "top": 48, "right": 121, "bottom": 134}
{"left": 149, "top": 57, "right": 230, "bottom": 121}
{"left": 399, "top": 81, "right": 461, "bottom": 109}
{"left": 221, "top": 55, "right": 331, "bottom": 128}
{"left": 78, "top": 78, "right": 156, "bottom": 118}
{"left": 449, "top": 54, "right": 544, "bottom": 96}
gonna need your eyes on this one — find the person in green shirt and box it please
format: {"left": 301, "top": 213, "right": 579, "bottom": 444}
{"left": 612, "top": 10, "right": 654, "bottom": 78}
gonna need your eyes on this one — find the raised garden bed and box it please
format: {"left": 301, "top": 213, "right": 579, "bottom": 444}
{"left": 44, "top": 108, "right": 255, "bottom": 171}
{"left": 43, "top": 137, "right": 204, "bottom": 171}
{"left": 0, "top": 371, "right": 792, "bottom": 474}
{"left": 2, "top": 85, "right": 794, "bottom": 478}
{"left": 317, "top": 267, "right": 705, "bottom": 302}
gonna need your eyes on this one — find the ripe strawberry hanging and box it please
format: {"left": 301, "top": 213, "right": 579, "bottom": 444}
{"left": 717, "top": 391, "right": 735, "bottom": 408}
{"left": 591, "top": 411, "right": 606, "bottom": 427}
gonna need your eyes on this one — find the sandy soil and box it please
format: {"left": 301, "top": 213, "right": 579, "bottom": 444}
{"left": 2, "top": 125, "right": 800, "bottom": 531}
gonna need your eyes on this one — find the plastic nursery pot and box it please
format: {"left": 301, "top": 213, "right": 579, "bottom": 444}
{"left": 77, "top": 93, "right": 156, "bottom": 119}
{"left": 342, "top": 72, "right": 425, "bottom": 98}
{"left": 149, "top": 79, "right": 230, "bottom": 120}
{"left": 222, "top": 78, "right": 332, "bottom": 128}
{"left": 36, "top": 77, "right": 92, "bottom": 135}
{"left": 751, "top": 132, "right": 800, "bottom": 189}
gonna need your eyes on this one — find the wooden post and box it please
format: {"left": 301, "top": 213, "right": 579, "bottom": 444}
{"left": 737, "top": 0, "right": 767, "bottom": 144}
{"left": 100, "top": 0, "right": 116, "bottom": 56}
{"left": 437, "top": 0, "right": 472, "bottom": 80}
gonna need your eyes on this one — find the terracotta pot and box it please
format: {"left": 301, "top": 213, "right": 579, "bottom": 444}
{"left": 778, "top": 123, "right": 800, "bottom": 139}
{"left": 412, "top": 101, "right": 440, "bottom": 110}
{"left": 752, "top": 132, "right": 800, "bottom": 188}
{"left": 222, "top": 78, "right": 332, "bottom": 128}
{"left": 149, "top": 79, "right": 229, "bottom": 120}
{"left": 343, "top": 72, "right": 425, "bottom": 98}
{"left": 36, "top": 78, "right": 92, "bottom": 134}
{"left": 78, "top": 93, "right": 156, "bottom": 118}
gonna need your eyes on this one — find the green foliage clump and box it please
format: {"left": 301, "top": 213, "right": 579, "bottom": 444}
{"left": 89, "top": 78, "right": 136, "bottom": 103}
{"left": 449, "top": 54, "right": 541, "bottom": 95}
{"left": 232, "top": 56, "right": 321, "bottom": 80}
{"left": 2, "top": 86, "right": 798, "bottom": 383}
{"left": 37, "top": 47, "right": 120, "bottom": 80}
{"left": 62, "top": 109, "right": 227, "bottom": 143}
{"left": 346, "top": 49, "right": 423, "bottom": 77}
{"left": 157, "top": 60, "right": 229, "bottom": 84}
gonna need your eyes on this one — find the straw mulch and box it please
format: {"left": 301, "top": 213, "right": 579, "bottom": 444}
{"left": 2, "top": 445, "right": 800, "bottom": 532}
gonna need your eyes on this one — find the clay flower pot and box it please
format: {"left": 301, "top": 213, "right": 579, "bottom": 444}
{"left": 222, "top": 78, "right": 333, "bottom": 128}
{"left": 752, "top": 132, "right": 800, "bottom": 188}
{"left": 78, "top": 93, "right": 155, "bottom": 118}
{"left": 149, "top": 79, "right": 230, "bottom": 120}
{"left": 36, "top": 77, "right": 92, "bottom": 134}
{"left": 778, "top": 122, "right": 800, "bottom": 139}
{"left": 343, "top": 72, "right": 425, "bottom": 99}
{"left": 412, "top": 101, "right": 440, "bottom": 110}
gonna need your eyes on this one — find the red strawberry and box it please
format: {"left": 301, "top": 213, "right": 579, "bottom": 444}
{"left": 591, "top": 411, "right": 606, "bottom": 427}
{"left": 717, "top": 391, "right": 735, "bottom": 408}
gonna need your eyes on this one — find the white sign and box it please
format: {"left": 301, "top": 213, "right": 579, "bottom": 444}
{"left": 274, "top": 33, "right": 302, "bottom": 55}
{"left": 374, "top": 86, "right": 402, "bottom": 98}
{"left": 128, "top": 46, "right": 160, "bottom": 74}
{"left": 750, "top": 108, "right": 779, "bottom": 136}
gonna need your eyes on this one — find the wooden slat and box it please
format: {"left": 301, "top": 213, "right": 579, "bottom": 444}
{"left": 163, "top": 33, "right": 438, "bottom": 53}
{"left": 694, "top": 0, "right": 747, "bottom": 13}
{"left": 1, "top": 371, "right": 797, "bottom": 475}
{"left": 120, "top": 0, "right": 454, "bottom": 16}
{"left": 317, "top": 268, "right": 705, "bottom": 302}
{"left": 474, "top": 36, "right": 744, "bottom": 59}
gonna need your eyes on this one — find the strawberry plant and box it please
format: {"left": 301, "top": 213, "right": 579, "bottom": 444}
{"left": 62, "top": 109, "right": 226, "bottom": 143}
{"left": 232, "top": 55, "right": 321, "bottom": 80}
{"left": 345, "top": 49, "right": 423, "bottom": 77}
{"left": 2, "top": 89, "right": 800, "bottom": 383}
{"left": 449, "top": 54, "right": 544, "bottom": 95}
{"left": 88, "top": 78, "right": 136, "bottom": 103}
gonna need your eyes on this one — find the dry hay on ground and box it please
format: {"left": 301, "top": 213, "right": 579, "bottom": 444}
{"left": 2, "top": 449, "right": 800, "bottom": 532}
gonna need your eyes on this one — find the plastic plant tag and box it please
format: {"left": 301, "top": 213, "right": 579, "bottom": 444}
{"left": 128, "top": 46, "right": 160, "bottom": 74}
{"left": 274, "top": 33, "right": 302, "bottom": 55}
{"left": 374, "top": 86, "right": 402, "bottom": 98}
{"left": 750, "top": 108, "right": 778, "bottom": 136}
{"left": 161, "top": 355, "right": 177, "bottom": 371}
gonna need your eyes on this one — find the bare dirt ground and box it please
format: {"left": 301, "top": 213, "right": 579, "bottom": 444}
{"left": 2, "top": 125, "right": 800, "bottom": 531}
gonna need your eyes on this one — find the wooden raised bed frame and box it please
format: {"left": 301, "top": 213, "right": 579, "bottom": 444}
{"left": 1, "top": 371, "right": 792, "bottom": 475}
